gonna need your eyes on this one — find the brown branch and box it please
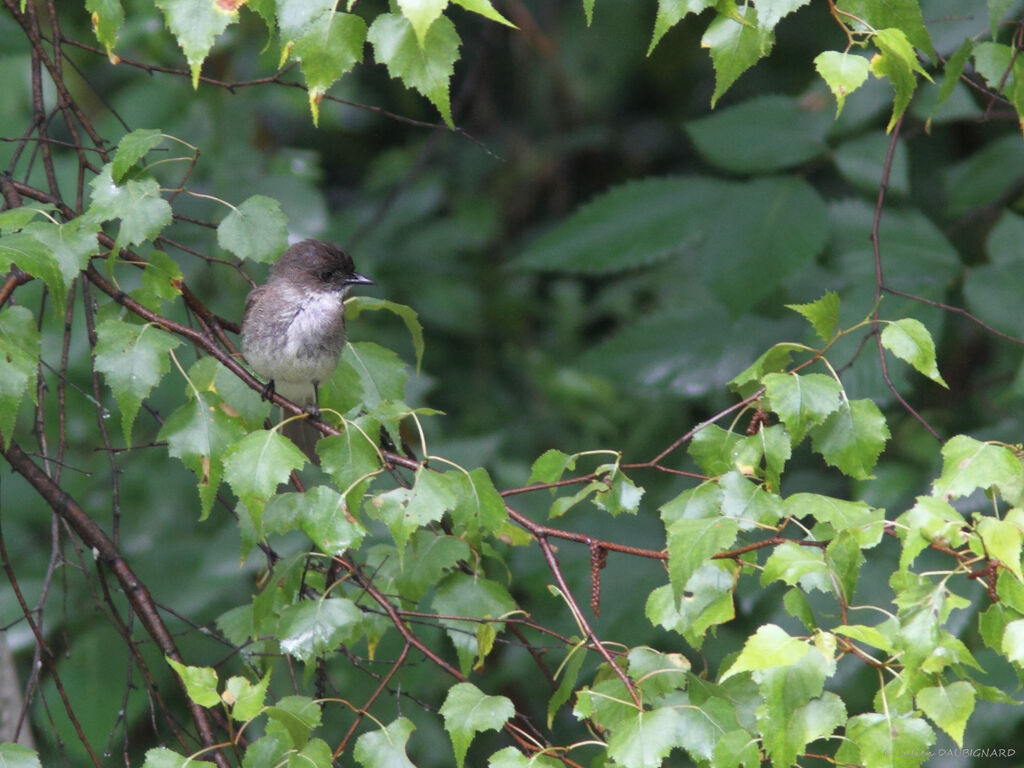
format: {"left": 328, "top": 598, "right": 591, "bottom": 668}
{"left": 335, "top": 557, "right": 571, "bottom": 763}
{"left": 535, "top": 533, "right": 641, "bottom": 708}
{"left": 333, "top": 642, "right": 410, "bottom": 759}
{"left": 883, "top": 286, "right": 1024, "bottom": 347}
{"left": 869, "top": 116, "right": 940, "bottom": 440}
{"left": 0, "top": 516, "right": 102, "bottom": 767}
{"left": 0, "top": 441, "right": 230, "bottom": 768}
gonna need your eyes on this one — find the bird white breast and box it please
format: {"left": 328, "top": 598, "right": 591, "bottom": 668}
{"left": 243, "top": 286, "right": 347, "bottom": 405}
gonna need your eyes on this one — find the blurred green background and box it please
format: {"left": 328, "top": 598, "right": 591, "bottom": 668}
{"left": 2, "top": 0, "right": 1024, "bottom": 765}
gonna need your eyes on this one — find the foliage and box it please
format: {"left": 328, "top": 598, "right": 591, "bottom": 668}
{"left": 2, "top": 1, "right": 1024, "bottom": 767}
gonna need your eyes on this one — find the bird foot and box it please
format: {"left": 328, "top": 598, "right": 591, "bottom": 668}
{"left": 259, "top": 380, "right": 276, "bottom": 401}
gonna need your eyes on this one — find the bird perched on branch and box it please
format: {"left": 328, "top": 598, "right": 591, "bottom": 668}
{"left": 241, "top": 239, "right": 374, "bottom": 459}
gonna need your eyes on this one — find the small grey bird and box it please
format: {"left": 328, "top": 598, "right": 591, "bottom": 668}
{"left": 241, "top": 239, "right": 374, "bottom": 455}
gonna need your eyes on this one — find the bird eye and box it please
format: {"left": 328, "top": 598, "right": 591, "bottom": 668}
{"left": 319, "top": 270, "right": 334, "bottom": 282}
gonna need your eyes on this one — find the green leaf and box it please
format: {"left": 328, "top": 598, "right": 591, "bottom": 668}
{"left": 835, "top": 713, "right": 934, "bottom": 767}
{"left": 440, "top": 683, "right": 514, "bottom": 768}
{"left": 675, "top": 694, "right": 747, "bottom": 762}
{"left": 719, "top": 470, "right": 783, "bottom": 530}
{"left": 277, "top": 597, "right": 362, "bottom": 663}
{"left": 763, "top": 373, "right": 842, "bottom": 444}
{"left": 153, "top": 0, "right": 236, "bottom": 88}
{"left": 345, "top": 296, "right": 425, "bottom": 372}
{"left": 217, "top": 195, "right": 289, "bottom": 263}
{"left": 354, "top": 717, "right": 418, "bottom": 768}
{"left": 140, "top": 748, "right": 188, "bottom": 768}
{"left": 367, "top": 467, "right": 457, "bottom": 560}
{"left": 606, "top": 707, "right": 686, "bottom": 768}
{"left": 976, "top": 516, "right": 1023, "bottom": 581}
{"left": 546, "top": 645, "right": 586, "bottom": 728}
{"left": 895, "top": 496, "right": 965, "bottom": 570}
{"left": 515, "top": 176, "right": 719, "bottom": 274}
{"left": 688, "top": 424, "right": 741, "bottom": 476}
{"left": 0, "top": 232, "right": 69, "bottom": 313}
{"left": 780, "top": 693, "right": 846, "bottom": 765}
{"left": 755, "top": 0, "right": 811, "bottom": 30}
{"left": 711, "top": 730, "right": 760, "bottom": 768}
{"left": 343, "top": 341, "right": 408, "bottom": 408}
{"left": 0, "top": 204, "right": 56, "bottom": 234}
{"left": 786, "top": 290, "right": 840, "bottom": 342}
{"left": 648, "top": 0, "right": 715, "bottom": 54}
{"left": 367, "top": 12, "right": 460, "bottom": 127}
{"left": 396, "top": 531, "right": 470, "bottom": 602}
{"left": 264, "top": 695, "right": 322, "bottom": 748}
{"left": 916, "top": 681, "right": 975, "bottom": 747}
{"left": 667, "top": 516, "right": 739, "bottom": 600}
{"left": 837, "top": 0, "right": 934, "bottom": 58}
{"left": 785, "top": 493, "right": 885, "bottom": 547}
{"left": 752, "top": 648, "right": 833, "bottom": 766}
{"left": 432, "top": 573, "right": 517, "bottom": 675}
{"left": 165, "top": 656, "right": 220, "bottom": 707}
{"left": 592, "top": 466, "right": 644, "bottom": 517}
{"left": 835, "top": 623, "right": 893, "bottom": 652}
{"left": 85, "top": 0, "right": 124, "bottom": 58}
{"left": 450, "top": 467, "right": 507, "bottom": 536}
{"left": 660, "top": 482, "right": 722, "bottom": 524}
{"left": 784, "top": 588, "right": 817, "bottom": 630}
{"left": 263, "top": 486, "right": 368, "bottom": 554}
{"left": 809, "top": 398, "right": 889, "bottom": 480}
{"left": 488, "top": 746, "right": 561, "bottom": 768}
{"left": 757, "top": 652, "right": 846, "bottom": 768}
{"left": 932, "top": 435, "right": 1023, "bottom": 503}
{"left": 826, "top": 531, "right": 865, "bottom": 605}
{"left": 94, "top": 319, "right": 182, "bottom": 445}
{"left": 933, "top": 39, "right": 972, "bottom": 118}
{"left": 721, "top": 624, "right": 810, "bottom": 681}
{"left": 317, "top": 427, "right": 382, "bottom": 494}
{"left": 0, "top": 306, "right": 40, "bottom": 443}
{"left": 881, "top": 318, "right": 947, "bottom": 387}
{"left": 870, "top": 27, "right": 931, "bottom": 131}
{"left": 685, "top": 94, "right": 828, "bottom": 173}
{"left": 112, "top": 128, "right": 164, "bottom": 182}
{"left": 548, "top": 479, "right": 602, "bottom": 519}
{"left": 452, "top": 0, "right": 515, "bottom": 27}
{"left": 527, "top": 448, "right": 576, "bottom": 485}
{"left": 225, "top": 672, "right": 270, "bottom": 723}
{"left": 1003, "top": 618, "right": 1024, "bottom": 663}
{"left": 136, "top": 249, "right": 184, "bottom": 310}
{"left": 645, "top": 561, "right": 736, "bottom": 647}
{"left": 702, "top": 6, "right": 775, "bottom": 107}
{"left": 989, "top": 0, "right": 1017, "bottom": 37}
{"left": 222, "top": 429, "right": 308, "bottom": 525}
{"left": 22, "top": 218, "right": 101, "bottom": 301}
{"left": 581, "top": 0, "right": 595, "bottom": 25}
{"left": 157, "top": 386, "right": 243, "bottom": 519}
{"left": 396, "top": 0, "right": 447, "bottom": 45}
{"left": 761, "top": 541, "right": 829, "bottom": 592}
{"left": 278, "top": 3, "right": 367, "bottom": 123}
{"left": 627, "top": 647, "right": 690, "bottom": 701}
{"left": 0, "top": 743, "right": 43, "bottom": 768}
{"left": 728, "top": 342, "right": 801, "bottom": 395}
{"left": 291, "top": 739, "right": 333, "bottom": 765}
{"left": 87, "top": 165, "right": 172, "bottom": 253}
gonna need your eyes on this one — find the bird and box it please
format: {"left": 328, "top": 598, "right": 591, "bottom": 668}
{"left": 241, "top": 239, "right": 374, "bottom": 458}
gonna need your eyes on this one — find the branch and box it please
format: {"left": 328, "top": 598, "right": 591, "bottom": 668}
{"left": 0, "top": 440, "right": 231, "bottom": 768}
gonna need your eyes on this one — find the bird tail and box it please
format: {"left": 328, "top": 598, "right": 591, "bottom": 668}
{"left": 282, "top": 415, "right": 323, "bottom": 466}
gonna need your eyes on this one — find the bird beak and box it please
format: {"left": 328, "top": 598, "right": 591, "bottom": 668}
{"left": 345, "top": 273, "right": 375, "bottom": 286}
